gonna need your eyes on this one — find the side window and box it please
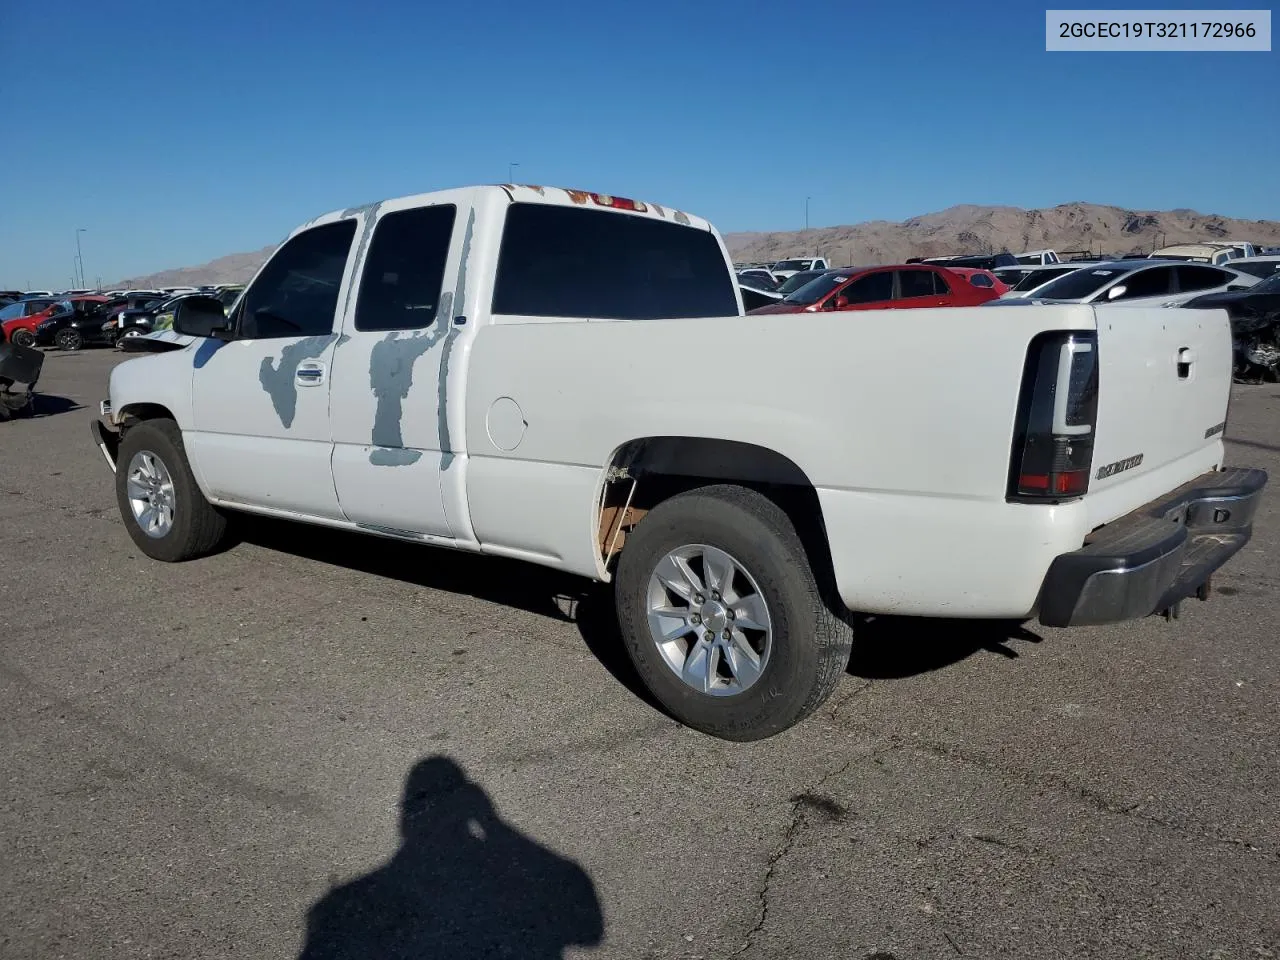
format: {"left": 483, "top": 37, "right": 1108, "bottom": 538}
{"left": 1176, "top": 265, "right": 1232, "bottom": 292}
{"left": 932, "top": 270, "right": 951, "bottom": 294}
{"left": 896, "top": 270, "right": 936, "bottom": 299}
{"left": 238, "top": 220, "right": 357, "bottom": 339}
{"left": 842, "top": 271, "right": 894, "bottom": 304}
{"left": 1111, "top": 267, "right": 1173, "bottom": 300}
{"left": 354, "top": 205, "right": 456, "bottom": 332}
{"left": 969, "top": 273, "right": 994, "bottom": 288}
{"left": 492, "top": 203, "right": 738, "bottom": 319}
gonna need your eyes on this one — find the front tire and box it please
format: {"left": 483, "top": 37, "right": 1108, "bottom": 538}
{"left": 615, "top": 484, "right": 854, "bottom": 741}
{"left": 114, "top": 419, "right": 228, "bottom": 561}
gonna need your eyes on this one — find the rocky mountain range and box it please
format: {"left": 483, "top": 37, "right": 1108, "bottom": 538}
{"left": 112, "top": 202, "right": 1280, "bottom": 287}
{"left": 725, "top": 202, "right": 1280, "bottom": 266}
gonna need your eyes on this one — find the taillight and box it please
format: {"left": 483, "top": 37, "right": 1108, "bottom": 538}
{"left": 1007, "top": 331, "right": 1099, "bottom": 502}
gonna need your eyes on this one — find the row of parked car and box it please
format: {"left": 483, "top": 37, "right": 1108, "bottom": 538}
{"left": 733, "top": 247, "right": 1280, "bottom": 382}
{"left": 0, "top": 285, "right": 244, "bottom": 350}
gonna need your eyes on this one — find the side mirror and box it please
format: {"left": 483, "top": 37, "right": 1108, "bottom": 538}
{"left": 1106, "top": 285, "right": 1127, "bottom": 301}
{"left": 831, "top": 296, "right": 850, "bottom": 310}
{"left": 172, "top": 295, "right": 231, "bottom": 339}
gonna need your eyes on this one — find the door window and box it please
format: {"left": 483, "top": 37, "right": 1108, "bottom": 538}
{"left": 355, "top": 205, "right": 457, "bottom": 332}
{"left": 896, "top": 270, "right": 938, "bottom": 300}
{"left": 840, "top": 271, "right": 893, "bottom": 304}
{"left": 238, "top": 220, "right": 357, "bottom": 339}
{"left": 1109, "top": 267, "right": 1173, "bottom": 301}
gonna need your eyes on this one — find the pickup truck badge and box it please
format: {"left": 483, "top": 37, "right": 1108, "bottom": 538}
{"left": 1204, "top": 421, "right": 1226, "bottom": 439}
{"left": 1096, "top": 454, "right": 1144, "bottom": 480}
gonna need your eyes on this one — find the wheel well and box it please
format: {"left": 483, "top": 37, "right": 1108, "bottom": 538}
{"left": 597, "top": 437, "right": 835, "bottom": 584}
{"left": 118, "top": 403, "right": 176, "bottom": 426}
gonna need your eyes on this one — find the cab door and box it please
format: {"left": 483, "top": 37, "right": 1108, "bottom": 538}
{"left": 327, "top": 197, "right": 470, "bottom": 540}
{"left": 185, "top": 219, "right": 358, "bottom": 519}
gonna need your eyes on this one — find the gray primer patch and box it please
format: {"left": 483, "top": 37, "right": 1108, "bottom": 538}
{"left": 340, "top": 201, "right": 384, "bottom": 319}
{"left": 436, "top": 207, "right": 476, "bottom": 471}
{"left": 368, "top": 328, "right": 446, "bottom": 465}
{"left": 370, "top": 447, "right": 422, "bottom": 466}
{"left": 258, "top": 334, "right": 338, "bottom": 429}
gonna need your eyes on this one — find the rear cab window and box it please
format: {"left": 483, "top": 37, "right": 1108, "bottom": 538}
{"left": 492, "top": 203, "right": 738, "bottom": 319}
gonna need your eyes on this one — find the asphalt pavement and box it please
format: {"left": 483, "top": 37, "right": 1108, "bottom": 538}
{"left": 2, "top": 348, "right": 1278, "bottom": 959}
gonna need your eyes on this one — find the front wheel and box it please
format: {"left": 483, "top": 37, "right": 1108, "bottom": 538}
{"left": 114, "top": 419, "right": 229, "bottom": 561}
{"left": 614, "top": 484, "right": 854, "bottom": 741}
{"left": 9, "top": 329, "right": 34, "bottom": 348}
{"left": 56, "top": 328, "right": 83, "bottom": 351}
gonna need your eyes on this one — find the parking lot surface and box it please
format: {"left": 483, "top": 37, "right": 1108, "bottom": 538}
{"left": 2, "top": 348, "right": 1278, "bottom": 960}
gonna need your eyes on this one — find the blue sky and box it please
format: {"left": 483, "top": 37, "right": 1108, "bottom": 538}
{"left": 2, "top": 0, "right": 1276, "bottom": 287}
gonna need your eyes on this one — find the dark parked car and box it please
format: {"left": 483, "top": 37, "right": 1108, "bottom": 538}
{"left": 111, "top": 293, "right": 205, "bottom": 343}
{"left": 916, "top": 252, "right": 1020, "bottom": 270}
{"left": 34, "top": 298, "right": 113, "bottom": 349}
{"left": 1184, "top": 271, "right": 1280, "bottom": 383}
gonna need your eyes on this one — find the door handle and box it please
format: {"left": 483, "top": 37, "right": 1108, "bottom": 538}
{"left": 296, "top": 361, "right": 326, "bottom": 386}
{"left": 1177, "top": 347, "right": 1195, "bottom": 379}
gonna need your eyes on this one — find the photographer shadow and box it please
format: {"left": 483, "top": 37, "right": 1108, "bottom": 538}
{"left": 298, "top": 756, "right": 604, "bottom": 959}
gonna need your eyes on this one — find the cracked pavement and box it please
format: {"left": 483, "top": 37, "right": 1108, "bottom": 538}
{"left": 2, "top": 350, "right": 1278, "bottom": 959}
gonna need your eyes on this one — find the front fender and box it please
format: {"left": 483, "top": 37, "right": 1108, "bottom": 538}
{"left": 109, "top": 346, "right": 197, "bottom": 430}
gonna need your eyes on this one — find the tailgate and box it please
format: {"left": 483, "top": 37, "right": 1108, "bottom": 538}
{"left": 1086, "top": 304, "right": 1232, "bottom": 524}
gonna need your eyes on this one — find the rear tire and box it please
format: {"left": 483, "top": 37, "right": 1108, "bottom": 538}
{"left": 115, "top": 419, "right": 228, "bottom": 561}
{"left": 56, "top": 328, "right": 83, "bottom": 351}
{"left": 10, "top": 329, "right": 34, "bottom": 348}
{"left": 615, "top": 484, "right": 854, "bottom": 741}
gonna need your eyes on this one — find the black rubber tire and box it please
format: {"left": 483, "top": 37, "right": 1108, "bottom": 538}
{"left": 10, "top": 329, "right": 34, "bottom": 348}
{"left": 114, "top": 419, "right": 228, "bottom": 562}
{"left": 615, "top": 484, "right": 854, "bottom": 742}
{"left": 56, "top": 328, "right": 83, "bottom": 351}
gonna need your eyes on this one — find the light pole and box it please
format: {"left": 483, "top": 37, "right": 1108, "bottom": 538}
{"left": 508, "top": 162, "right": 519, "bottom": 183}
{"left": 805, "top": 196, "right": 811, "bottom": 232}
{"left": 75, "top": 228, "right": 87, "bottom": 287}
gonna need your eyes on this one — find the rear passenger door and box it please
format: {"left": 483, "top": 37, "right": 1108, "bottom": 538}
{"left": 328, "top": 197, "right": 470, "bottom": 540}
{"left": 893, "top": 268, "right": 948, "bottom": 308}
{"left": 835, "top": 270, "right": 894, "bottom": 310}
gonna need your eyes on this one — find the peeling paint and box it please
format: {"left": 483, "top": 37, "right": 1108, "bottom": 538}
{"left": 369, "top": 447, "right": 422, "bottom": 466}
{"left": 526, "top": 185, "right": 546, "bottom": 195}
{"left": 563, "top": 189, "right": 591, "bottom": 205}
{"left": 339, "top": 201, "right": 384, "bottom": 319}
{"left": 436, "top": 207, "right": 475, "bottom": 471}
{"left": 193, "top": 338, "right": 227, "bottom": 369}
{"left": 258, "top": 335, "right": 338, "bottom": 428}
{"left": 368, "top": 328, "right": 445, "bottom": 464}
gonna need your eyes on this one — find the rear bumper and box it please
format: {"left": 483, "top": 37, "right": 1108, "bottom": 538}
{"left": 1038, "top": 467, "right": 1268, "bottom": 627}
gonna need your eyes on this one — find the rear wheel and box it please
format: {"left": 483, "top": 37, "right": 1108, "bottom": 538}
{"left": 114, "top": 419, "right": 228, "bottom": 561}
{"left": 55, "top": 328, "right": 83, "bottom": 351}
{"left": 615, "top": 484, "right": 854, "bottom": 741}
{"left": 9, "top": 329, "right": 34, "bottom": 348}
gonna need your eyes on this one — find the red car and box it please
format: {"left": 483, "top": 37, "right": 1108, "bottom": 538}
{"left": 746, "top": 264, "right": 1004, "bottom": 315}
{"left": 1, "top": 296, "right": 107, "bottom": 346}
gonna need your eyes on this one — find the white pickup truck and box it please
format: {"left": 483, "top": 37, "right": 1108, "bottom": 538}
{"left": 91, "top": 184, "right": 1267, "bottom": 741}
